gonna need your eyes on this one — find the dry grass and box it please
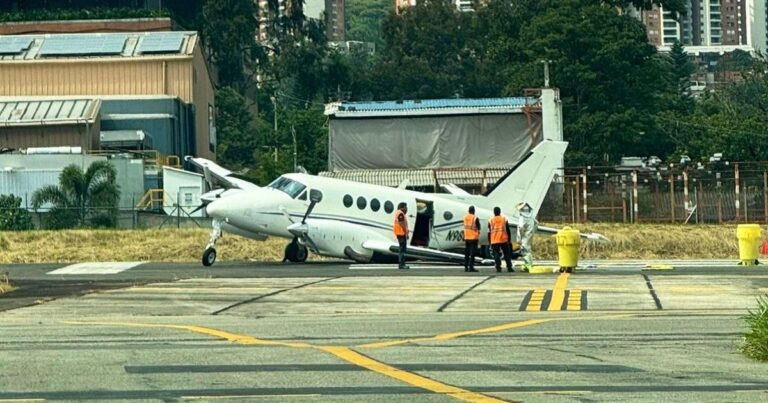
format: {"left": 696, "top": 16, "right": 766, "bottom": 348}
{"left": 0, "top": 271, "right": 16, "bottom": 295}
{"left": 0, "top": 224, "right": 754, "bottom": 264}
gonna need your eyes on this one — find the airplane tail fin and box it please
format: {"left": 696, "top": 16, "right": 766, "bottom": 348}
{"left": 482, "top": 140, "right": 567, "bottom": 217}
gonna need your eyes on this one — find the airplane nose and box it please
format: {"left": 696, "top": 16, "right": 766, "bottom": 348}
{"left": 206, "top": 200, "right": 221, "bottom": 217}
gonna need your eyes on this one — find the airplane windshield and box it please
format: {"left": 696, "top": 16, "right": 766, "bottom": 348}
{"left": 267, "top": 177, "right": 307, "bottom": 199}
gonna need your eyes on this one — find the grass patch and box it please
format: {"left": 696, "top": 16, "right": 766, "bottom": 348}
{"left": 742, "top": 296, "right": 768, "bottom": 362}
{"left": 0, "top": 224, "right": 756, "bottom": 264}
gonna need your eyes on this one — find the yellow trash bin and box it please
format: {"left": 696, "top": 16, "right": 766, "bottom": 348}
{"left": 555, "top": 227, "right": 580, "bottom": 273}
{"left": 737, "top": 224, "right": 762, "bottom": 266}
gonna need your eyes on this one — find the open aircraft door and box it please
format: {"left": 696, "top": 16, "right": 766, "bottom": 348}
{"left": 411, "top": 199, "right": 434, "bottom": 247}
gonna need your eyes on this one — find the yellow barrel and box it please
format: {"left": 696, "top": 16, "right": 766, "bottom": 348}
{"left": 737, "top": 224, "right": 762, "bottom": 266}
{"left": 555, "top": 227, "right": 580, "bottom": 272}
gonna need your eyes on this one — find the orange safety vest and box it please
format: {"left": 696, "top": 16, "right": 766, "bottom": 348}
{"left": 393, "top": 210, "right": 407, "bottom": 237}
{"left": 489, "top": 215, "right": 509, "bottom": 244}
{"left": 463, "top": 214, "right": 479, "bottom": 241}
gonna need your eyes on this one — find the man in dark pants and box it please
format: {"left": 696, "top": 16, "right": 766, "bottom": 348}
{"left": 488, "top": 206, "right": 514, "bottom": 272}
{"left": 393, "top": 202, "right": 409, "bottom": 270}
{"left": 463, "top": 206, "right": 481, "bottom": 272}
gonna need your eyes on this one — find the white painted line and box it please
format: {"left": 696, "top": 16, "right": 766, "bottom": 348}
{"left": 47, "top": 262, "right": 145, "bottom": 275}
{"left": 350, "top": 264, "right": 461, "bottom": 270}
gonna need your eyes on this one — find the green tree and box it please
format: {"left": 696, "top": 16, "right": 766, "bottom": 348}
{"left": 0, "top": 194, "right": 33, "bottom": 231}
{"left": 31, "top": 162, "right": 120, "bottom": 229}
{"left": 669, "top": 41, "right": 694, "bottom": 97}
{"left": 345, "top": 0, "right": 390, "bottom": 47}
{"left": 202, "top": 0, "right": 264, "bottom": 92}
{"left": 215, "top": 87, "right": 260, "bottom": 168}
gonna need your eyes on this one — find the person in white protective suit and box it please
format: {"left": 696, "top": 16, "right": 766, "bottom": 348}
{"left": 516, "top": 202, "right": 537, "bottom": 271}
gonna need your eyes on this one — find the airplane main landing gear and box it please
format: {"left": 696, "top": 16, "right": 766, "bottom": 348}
{"left": 284, "top": 238, "right": 308, "bottom": 263}
{"left": 202, "top": 219, "right": 222, "bottom": 267}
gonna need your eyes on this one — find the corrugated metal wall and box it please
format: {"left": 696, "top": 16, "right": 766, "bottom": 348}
{"left": 0, "top": 170, "right": 60, "bottom": 208}
{"left": 0, "top": 121, "right": 99, "bottom": 149}
{"left": 0, "top": 58, "right": 193, "bottom": 103}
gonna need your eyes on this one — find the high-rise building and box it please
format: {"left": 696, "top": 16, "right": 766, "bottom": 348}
{"left": 639, "top": 0, "right": 766, "bottom": 52}
{"left": 257, "top": 0, "right": 345, "bottom": 42}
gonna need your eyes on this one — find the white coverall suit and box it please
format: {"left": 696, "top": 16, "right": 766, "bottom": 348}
{"left": 517, "top": 205, "right": 537, "bottom": 268}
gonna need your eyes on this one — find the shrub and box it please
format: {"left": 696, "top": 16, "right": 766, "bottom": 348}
{"left": 742, "top": 295, "right": 768, "bottom": 361}
{"left": 0, "top": 194, "right": 33, "bottom": 231}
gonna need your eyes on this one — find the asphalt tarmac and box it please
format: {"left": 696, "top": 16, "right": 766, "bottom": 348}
{"left": 1, "top": 259, "right": 768, "bottom": 402}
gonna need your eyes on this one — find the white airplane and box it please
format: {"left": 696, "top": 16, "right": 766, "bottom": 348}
{"left": 186, "top": 140, "right": 607, "bottom": 266}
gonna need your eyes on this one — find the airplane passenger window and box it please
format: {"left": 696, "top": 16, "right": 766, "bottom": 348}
{"left": 370, "top": 198, "right": 381, "bottom": 212}
{"left": 444, "top": 211, "right": 453, "bottom": 220}
{"left": 357, "top": 196, "right": 367, "bottom": 210}
{"left": 343, "top": 194, "right": 353, "bottom": 207}
{"left": 384, "top": 201, "right": 394, "bottom": 214}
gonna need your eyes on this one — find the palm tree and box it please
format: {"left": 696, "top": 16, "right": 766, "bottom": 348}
{"left": 31, "top": 161, "right": 121, "bottom": 229}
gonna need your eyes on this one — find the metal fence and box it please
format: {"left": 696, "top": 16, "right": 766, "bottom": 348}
{"left": 0, "top": 205, "right": 209, "bottom": 230}
{"left": 539, "top": 163, "right": 768, "bottom": 224}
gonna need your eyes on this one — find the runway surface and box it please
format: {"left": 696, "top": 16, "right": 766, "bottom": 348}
{"left": 1, "top": 259, "right": 768, "bottom": 402}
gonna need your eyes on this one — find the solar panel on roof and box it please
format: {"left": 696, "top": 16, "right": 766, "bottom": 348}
{"left": 39, "top": 35, "right": 126, "bottom": 56}
{"left": 0, "top": 37, "right": 33, "bottom": 55}
{"left": 137, "top": 33, "right": 185, "bottom": 54}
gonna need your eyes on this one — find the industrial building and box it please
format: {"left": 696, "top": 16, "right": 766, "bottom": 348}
{"left": 321, "top": 88, "right": 563, "bottom": 192}
{"left": 0, "top": 30, "right": 215, "bottom": 160}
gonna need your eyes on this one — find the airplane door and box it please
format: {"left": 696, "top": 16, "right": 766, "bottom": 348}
{"left": 411, "top": 199, "right": 433, "bottom": 247}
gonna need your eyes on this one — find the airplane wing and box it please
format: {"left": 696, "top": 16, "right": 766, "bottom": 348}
{"left": 362, "top": 240, "right": 495, "bottom": 265}
{"left": 185, "top": 156, "right": 259, "bottom": 191}
{"left": 441, "top": 183, "right": 472, "bottom": 196}
{"left": 530, "top": 224, "right": 609, "bottom": 243}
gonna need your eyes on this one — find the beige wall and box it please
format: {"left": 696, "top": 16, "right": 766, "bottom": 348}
{"left": 0, "top": 57, "right": 194, "bottom": 103}
{"left": 0, "top": 119, "right": 100, "bottom": 150}
{"left": 192, "top": 45, "right": 216, "bottom": 160}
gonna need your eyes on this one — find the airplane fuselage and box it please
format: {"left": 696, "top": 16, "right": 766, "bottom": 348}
{"left": 205, "top": 173, "right": 500, "bottom": 262}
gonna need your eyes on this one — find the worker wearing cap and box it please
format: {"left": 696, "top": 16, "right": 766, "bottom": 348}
{"left": 517, "top": 202, "right": 537, "bottom": 272}
{"left": 463, "top": 206, "right": 481, "bottom": 272}
{"left": 393, "top": 202, "right": 409, "bottom": 270}
{"left": 488, "top": 206, "right": 514, "bottom": 272}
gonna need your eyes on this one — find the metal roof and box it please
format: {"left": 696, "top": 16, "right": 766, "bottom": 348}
{"left": 319, "top": 168, "right": 511, "bottom": 188}
{"left": 0, "top": 31, "right": 197, "bottom": 61}
{"left": 0, "top": 98, "right": 100, "bottom": 127}
{"left": 325, "top": 97, "right": 537, "bottom": 117}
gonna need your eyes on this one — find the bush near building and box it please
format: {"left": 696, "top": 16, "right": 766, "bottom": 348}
{"left": 0, "top": 194, "right": 33, "bottom": 231}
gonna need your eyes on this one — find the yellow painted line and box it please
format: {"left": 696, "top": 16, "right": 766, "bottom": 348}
{"left": 63, "top": 321, "right": 312, "bottom": 348}
{"left": 320, "top": 346, "right": 508, "bottom": 403}
{"left": 567, "top": 289, "right": 582, "bottom": 311}
{"left": 526, "top": 289, "right": 546, "bottom": 312}
{"left": 359, "top": 318, "right": 551, "bottom": 349}
{"left": 548, "top": 273, "right": 570, "bottom": 311}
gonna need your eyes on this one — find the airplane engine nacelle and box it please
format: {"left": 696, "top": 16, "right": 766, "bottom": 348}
{"left": 222, "top": 222, "right": 267, "bottom": 241}
{"left": 302, "top": 218, "right": 382, "bottom": 262}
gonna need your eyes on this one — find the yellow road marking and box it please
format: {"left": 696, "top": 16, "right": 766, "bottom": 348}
{"left": 63, "top": 321, "right": 312, "bottom": 348}
{"left": 358, "top": 318, "right": 551, "bottom": 349}
{"left": 320, "top": 346, "right": 508, "bottom": 403}
{"left": 567, "top": 289, "right": 582, "bottom": 311}
{"left": 527, "top": 289, "right": 545, "bottom": 312}
{"left": 548, "top": 273, "right": 570, "bottom": 311}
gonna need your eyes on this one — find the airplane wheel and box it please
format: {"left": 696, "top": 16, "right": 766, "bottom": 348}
{"left": 202, "top": 247, "right": 217, "bottom": 266}
{"left": 284, "top": 240, "right": 308, "bottom": 263}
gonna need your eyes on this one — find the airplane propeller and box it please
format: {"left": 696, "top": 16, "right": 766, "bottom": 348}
{"left": 285, "top": 189, "right": 323, "bottom": 252}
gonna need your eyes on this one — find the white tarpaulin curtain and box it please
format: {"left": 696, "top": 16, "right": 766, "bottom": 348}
{"left": 329, "top": 114, "right": 541, "bottom": 171}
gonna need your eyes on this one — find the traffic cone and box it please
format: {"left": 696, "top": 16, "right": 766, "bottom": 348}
{"left": 760, "top": 240, "right": 768, "bottom": 256}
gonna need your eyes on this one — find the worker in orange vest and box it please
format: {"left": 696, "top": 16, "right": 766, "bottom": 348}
{"left": 393, "top": 202, "right": 409, "bottom": 270}
{"left": 488, "top": 206, "right": 514, "bottom": 273}
{"left": 463, "top": 206, "right": 481, "bottom": 272}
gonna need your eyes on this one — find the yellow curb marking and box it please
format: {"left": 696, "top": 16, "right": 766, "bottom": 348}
{"left": 567, "top": 289, "right": 583, "bottom": 311}
{"left": 320, "top": 346, "right": 508, "bottom": 403}
{"left": 527, "top": 289, "right": 546, "bottom": 312}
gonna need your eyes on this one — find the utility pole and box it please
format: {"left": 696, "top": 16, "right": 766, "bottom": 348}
{"left": 540, "top": 59, "right": 552, "bottom": 88}
{"left": 270, "top": 95, "right": 278, "bottom": 163}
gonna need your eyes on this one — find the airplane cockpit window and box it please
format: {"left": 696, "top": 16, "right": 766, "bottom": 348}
{"left": 267, "top": 177, "right": 307, "bottom": 199}
{"left": 297, "top": 190, "right": 307, "bottom": 201}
